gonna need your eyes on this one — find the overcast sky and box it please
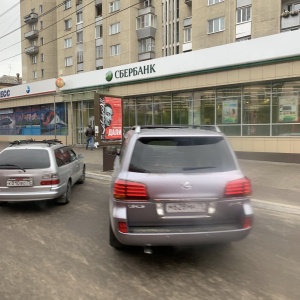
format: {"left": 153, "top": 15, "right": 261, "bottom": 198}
{"left": 0, "top": 0, "right": 22, "bottom": 77}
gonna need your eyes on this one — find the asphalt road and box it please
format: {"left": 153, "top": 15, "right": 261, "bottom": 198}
{"left": 0, "top": 179, "right": 299, "bottom": 300}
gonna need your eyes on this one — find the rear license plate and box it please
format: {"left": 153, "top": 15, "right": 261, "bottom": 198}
{"left": 166, "top": 202, "right": 207, "bottom": 213}
{"left": 7, "top": 177, "right": 33, "bottom": 187}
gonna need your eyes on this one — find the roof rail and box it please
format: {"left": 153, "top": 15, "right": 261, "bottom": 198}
{"left": 9, "top": 139, "right": 62, "bottom": 146}
{"left": 190, "top": 125, "right": 221, "bottom": 132}
{"left": 130, "top": 125, "right": 221, "bottom": 132}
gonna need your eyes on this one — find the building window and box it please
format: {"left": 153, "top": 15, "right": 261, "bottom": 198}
{"left": 95, "top": 25, "right": 103, "bottom": 38}
{"left": 184, "top": 27, "right": 192, "bottom": 43}
{"left": 110, "top": 22, "right": 120, "bottom": 35}
{"left": 96, "top": 45, "right": 103, "bottom": 59}
{"left": 77, "top": 31, "right": 83, "bottom": 43}
{"left": 77, "top": 11, "right": 83, "bottom": 23}
{"left": 32, "top": 55, "right": 37, "bottom": 64}
{"left": 41, "top": 69, "right": 44, "bottom": 78}
{"left": 77, "top": 51, "right": 83, "bottom": 63}
{"left": 236, "top": 6, "right": 251, "bottom": 24}
{"left": 64, "top": 19, "right": 72, "bottom": 30}
{"left": 64, "top": 38, "right": 72, "bottom": 48}
{"left": 96, "top": 66, "right": 103, "bottom": 70}
{"left": 109, "top": 0, "right": 120, "bottom": 13}
{"left": 40, "top": 37, "right": 44, "bottom": 45}
{"left": 208, "top": 17, "right": 225, "bottom": 34}
{"left": 41, "top": 53, "right": 44, "bottom": 62}
{"left": 138, "top": 38, "right": 154, "bottom": 53}
{"left": 110, "top": 44, "right": 120, "bottom": 56}
{"left": 40, "top": 21, "right": 43, "bottom": 30}
{"left": 39, "top": 5, "right": 43, "bottom": 13}
{"left": 64, "top": 0, "right": 71, "bottom": 10}
{"left": 31, "top": 24, "right": 36, "bottom": 30}
{"left": 136, "top": 14, "right": 156, "bottom": 29}
{"left": 96, "top": 3, "right": 102, "bottom": 17}
{"left": 208, "top": 0, "right": 224, "bottom": 5}
{"left": 33, "top": 71, "right": 37, "bottom": 79}
{"left": 65, "top": 56, "right": 73, "bottom": 67}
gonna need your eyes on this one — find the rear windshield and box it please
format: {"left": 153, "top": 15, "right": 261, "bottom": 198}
{"left": 0, "top": 149, "right": 50, "bottom": 169}
{"left": 129, "top": 136, "right": 237, "bottom": 173}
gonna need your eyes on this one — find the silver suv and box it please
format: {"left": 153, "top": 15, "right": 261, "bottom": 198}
{"left": 109, "top": 126, "right": 253, "bottom": 251}
{"left": 0, "top": 139, "right": 85, "bottom": 205}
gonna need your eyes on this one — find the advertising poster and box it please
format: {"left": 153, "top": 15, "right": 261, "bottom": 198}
{"left": 222, "top": 100, "right": 238, "bottom": 123}
{"left": 99, "top": 96, "right": 122, "bottom": 140}
{"left": 0, "top": 103, "right": 68, "bottom": 136}
{"left": 279, "top": 96, "right": 298, "bottom": 122}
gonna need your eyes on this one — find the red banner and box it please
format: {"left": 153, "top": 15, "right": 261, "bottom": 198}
{"left": 99, "top": 96, "right": 122, "bottom": 140}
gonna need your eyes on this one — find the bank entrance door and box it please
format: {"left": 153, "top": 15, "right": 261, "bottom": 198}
{"left": 75, "top": 100, "right": 95, "bottom": 145}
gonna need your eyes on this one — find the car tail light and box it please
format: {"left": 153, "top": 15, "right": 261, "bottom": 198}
{"left": 242, "top": 217, "right": 252, "bottom": 229}
{"left": 118, "top": 222, "right": 128, "bottom": 233}
{"left": 40, "top": 174, "right": 60, "bottom": 186}
{"left": 225, "top": 177, "right": 251, "bottom": 197}
{"left": 113, "top": 179, "right": 148, "bottom": 201}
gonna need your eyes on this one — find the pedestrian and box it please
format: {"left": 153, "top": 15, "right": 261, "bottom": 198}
{"left": 85, "top": 124, "right": 95, "bottom": 150}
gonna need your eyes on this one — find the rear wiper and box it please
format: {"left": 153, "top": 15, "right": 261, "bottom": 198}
{"left": 0, "top": 164, "right": 26, "bottom": 172}
{"left": 182, "top": 166, "right": 216, "bottom": 171}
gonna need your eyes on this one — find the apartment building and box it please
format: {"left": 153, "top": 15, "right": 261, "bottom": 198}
{"left": 2, "top": 0, "right": 300, "bottom": 161}
{"left": 20, "top": 0, "right": 295, "bottom": 83}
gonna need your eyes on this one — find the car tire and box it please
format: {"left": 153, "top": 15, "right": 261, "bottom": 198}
{"left": 77, "top": 165, "right": 85, "bottom": 184}
{"left": 109, "top": 222, "right": 124, "bottom": 249}
{"left": 56, "top": 180, "right": 71, "bottom": 205}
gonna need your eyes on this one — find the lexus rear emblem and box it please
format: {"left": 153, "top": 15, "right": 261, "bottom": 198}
{"left": 181, "top": 182, "right": 192, "bottom": 190}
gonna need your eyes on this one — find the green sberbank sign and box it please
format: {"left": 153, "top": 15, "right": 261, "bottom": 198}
{"left": 105, "top": 64, "right": 156, "bottom": 82}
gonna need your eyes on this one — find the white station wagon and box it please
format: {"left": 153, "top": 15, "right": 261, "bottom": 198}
{"left": 0, "top": 139, "right": 85, "bottom": 205}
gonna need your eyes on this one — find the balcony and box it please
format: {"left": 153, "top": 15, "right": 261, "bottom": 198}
{"left": 138, "top": 52, "right": 155, "bottom": 61}
{"left": 281, "top": 11, "right": 300, "bottom": 30}
{"left": 183, "top": 17, "right": 192, "bottom": 27}
{"left": 24, "top": 30, "right": 39, "bottom": 40}
{"left": 136, "top": 27, "right": 156, "bottom": 40}
{"left": 24, "top": 12, "right": 38, "bottom": 24}
{"left": 185, "top": 0, "right": 192, "bottom": 6}
{"left": 25, "top": 46, "right": 39, "bottom": 55}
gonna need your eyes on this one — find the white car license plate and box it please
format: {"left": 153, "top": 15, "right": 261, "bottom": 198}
{"left": 7, "top": 178, "right": 33, "bottom": 187}
{"left": 166, "top": 202, "right": 207, "bottom": 213}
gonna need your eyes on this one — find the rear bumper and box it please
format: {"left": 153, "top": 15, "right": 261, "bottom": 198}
{"left": 110, "top": 200, "right": 253, "bottom": 246}
{"left": 113, "top": 226, "right": 252, "bottom": 246}
{"left": 0, "top": 185, "right": 65, "bottom": 202}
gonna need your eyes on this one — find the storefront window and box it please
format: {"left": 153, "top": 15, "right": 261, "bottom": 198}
{"left": 272, "top": 81, "right": 300, "bottom": 136}
{"left": 123, "top": 98, "right": 136, "bottom": 131}
{"left": 172, "top": 92, "right": 192, "bottom": 125}
{"left": 75, "top": 100, "right": 94, "bottom": 144}
{"left": 216, "top": 87, "right": 241, "bottom": 136}
{"left": 194, "top": 90, "right": 216, "bottom": 125}
{"left": 242, "top": 84, "right": 271, "bottom": 136}
{"left": 153, "top": 94, "right": 171, "bottom": 125}
{"left": 136, "top": 97, "right": 153, "bottom": 126}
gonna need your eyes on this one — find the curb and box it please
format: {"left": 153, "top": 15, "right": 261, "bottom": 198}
{"left": 86, "top": 172, "right": 112, "bottom": 181}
